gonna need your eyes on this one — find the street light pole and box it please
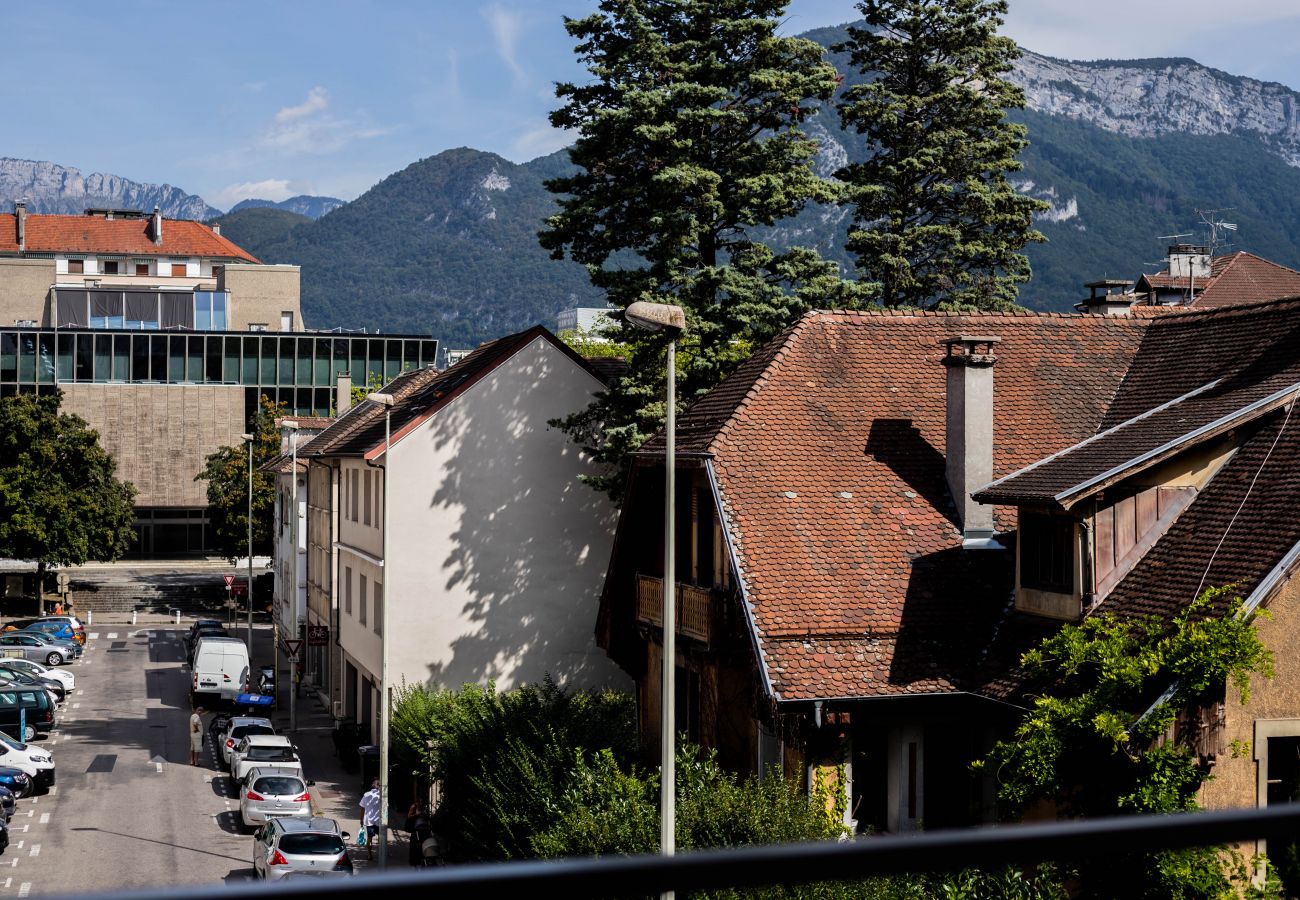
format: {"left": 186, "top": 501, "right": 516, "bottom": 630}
{"left": 283, "top": 420, "right": 301, "bottom": 732}
{"left": 623, "top": 301, "right": 686, "bottom": 900}
{"left": 367, "top": 392, "right": 395, "bottom": 870}
{"left": 241, "top": 432, "right": 255, "bottom": 654}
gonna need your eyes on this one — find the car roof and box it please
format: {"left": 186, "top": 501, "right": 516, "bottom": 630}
{"left": 244, "top": 734, "right": 293, "bottom": 747}
{"left": 195, "top": 636, "right": 244, "bottom": 645}
{"left": 273, "top": 817, "right": 340, "bottom": 834}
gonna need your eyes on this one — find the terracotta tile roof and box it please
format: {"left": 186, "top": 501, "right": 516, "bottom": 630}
{"left": 260, "top": 453, "right": 308, "bottom": 475}
{"left": 275, "top": 416, "right": 334, "bottom": 430}
{"left": 976, "top": 297, "right": 1300, "bottom": 508}
{"left": 638, "top": 309, "right": 1149, "bottom": 702}
{"left": 301, "top": 325, "right": 601, "bottom": 459}
{"left": 0, "top": 213, "right": 258, "bottom": 262}
{"left": 1136, "top": 252, "right": 1300, "bottom": 309}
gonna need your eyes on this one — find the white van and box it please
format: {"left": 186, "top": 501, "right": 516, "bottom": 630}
{"left": 191, "top": 636, "right": 251, "bottom": 702}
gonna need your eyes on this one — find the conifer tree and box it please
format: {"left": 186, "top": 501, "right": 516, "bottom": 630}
{"left": 836, "top": 0, "right": 1047, "bottom": 309}
{"left": 541, "top": 0, "right": 866, "bottom": 499}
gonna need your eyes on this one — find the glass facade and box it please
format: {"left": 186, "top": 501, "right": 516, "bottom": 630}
{"left": 0, "top": 327, "right": 439, "bottom": 419}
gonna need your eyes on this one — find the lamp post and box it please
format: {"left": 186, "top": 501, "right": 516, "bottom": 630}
{"left": 366, "top": 391, "right": 395, "bottom": 870}
{"left": 283, "top": 420, "right": 301, "bottom": 732}
{"left": 623, "top": 301, "right": 687, "bottom": 897}
{"left": 241, "top": 432, "right": 255, "bottom": 653}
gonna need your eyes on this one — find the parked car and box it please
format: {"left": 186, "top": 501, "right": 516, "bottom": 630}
{"left": 0, "top": 767, "right": 33, "bottom": 799}
{"left": 0, "top": 668, "right": 65, "bottom": 704}
{"left": 0, "top": 677, "right": 58, "bottom": 711}
{"left": 0, "top": 785, "right": 13, "bottom": 822}
{"left": 220, "top": 717, "right": 275, "bottom": 766}
{"left": 239, "top": 767, "right": 312, "bottom": 827}
{"left": 187, "top": 619, "right": 225, "bottom": 647}
{"left": 0, "top": 633, "right": 74, "bottom": 666}
{"left": 191, "top": 636, "right": 250, "bottom": 703}
{"left": 0, "top": 659, "right": 74, "bottom": 693}
{"left": 0, "top": 813, "right": 7, "bottom": 854}
{"left": 0, "top": 732, "right": 54, "bottom": 790}
{"left": 0, "top": 687, "right": 56, "bottom": 742}
{"left": 18, "top": 617, "right": 86, "bottom": 645}
{"left": 20, "top": 622, "right": 80, "bottom": 647}
{"left": 252, "top": 817, "right": 352, "bottom": 880}
{"left": 231, "top": 735, "right": 303, "bottom": 783}
{"left": 24, "top": 630, "right": 82, "bottom": 661}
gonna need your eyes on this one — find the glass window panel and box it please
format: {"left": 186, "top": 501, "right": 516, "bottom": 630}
{"left": 1, "top": 333, "right": 16, "bottom": 381}
{"left": 195, "top": 295, "right": 211, "bottom": 331}
{"left": 112, "top": 335, "right": 130, "bottom": 381}
{"left": 132, "top": 335, "right": 149, "bottom": 381}
{"left": 108, "top": 313, "right": 125, "bottom": 330}
{"left": 402, "top": 340, "right": 419, "bottom": 371}
{"left": 223, "top": 337, "right": 239, "bottom": 383}
{"left": 18, "top": 334, "right": 35, "bottom": 383}
{"left": 212, "top": 293, "right": 228, "bottom": 331}
{"left": 150, "top": 336, "right": 166, "bottom": 381}
{"left": 37, "top": 334, "right": 54, "bottom": 384}
{"left": 314, "top": 388, "right": 331, "bottom": 416}
{"left": 74, "top": 334, "right": 92, "bottom": 382}
{"left": 242, "top": 337, "right": 259, "bottom": 384}
{"left": 384, "top": 340, "right": 401, "bottom": 378}
{"left": 206, "top": 337, "right": 221, "bottom": 382}
{"left": 350, "top": 340, "right": 367, "bottom": 386}
{"left": 187, "top": 336, "right": 204, "bottom": 382}
{"left": 296, "top": 338, "right": 312, "bottom": 386}
{"left": 314, "top": 338, "right": 331, "bottom": 386}
{"left": 278, "top": 338, "right": 295, "bottom": 385}
{"left": 260, "top": 339, "right": 276, "bottom": 384}
{"left": 94, "top": 335, "right": 111, "bottom": 381}
{"left": 56, "top": 334, "right": 74, "bottom": 382}
{"left": 169, "top": 336, "right": 185, "bottom": 382}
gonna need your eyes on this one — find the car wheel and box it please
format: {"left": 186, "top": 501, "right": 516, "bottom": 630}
{"left": 21, "top": 725, "right": 35, "bottom": 743}
{"left": 12, "top": 782, "right": 30, "bottom": 800}
{"left": 44, "top": 652, "right": 62, "bottom": 666}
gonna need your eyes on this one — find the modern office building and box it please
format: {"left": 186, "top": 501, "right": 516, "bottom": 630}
{"left": 0, "top": 205, "right": 437, "bottom": 556}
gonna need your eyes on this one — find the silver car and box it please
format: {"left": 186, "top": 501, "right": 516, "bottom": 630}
{"left": 239, "top": 767, "right": 312, "bottom": 827}
{"left": 219, "top": 717, "right": 275, "bottom": 766}
{"left": 0, "top": 633, "right": 73, "bottom": 666}
{"left": 252, "top": 816, "right": 352, "bottom": 880}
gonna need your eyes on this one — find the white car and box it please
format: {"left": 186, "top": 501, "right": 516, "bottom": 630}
{"left": 240, "top": 767, "right": 313, "bottom": 827}
{"left": 219, "top": 716, "right": 275, "bottom": 766}
{"left": 0, "top": 731, "right": 54, "bottom": 791}
{"left": 230, "top": 734, "right": 303, "bottom": 784}
{"left": 0, "top": 658, "right": 74, "bottom": 692}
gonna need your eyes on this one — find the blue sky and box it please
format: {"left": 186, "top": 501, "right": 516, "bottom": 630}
{"left": 5, "top": 1, "right": 1299, "bottom": 211}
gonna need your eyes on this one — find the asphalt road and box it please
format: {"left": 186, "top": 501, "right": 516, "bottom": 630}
{"left": 5, "top": 626, "right": 259, "bottom": 896}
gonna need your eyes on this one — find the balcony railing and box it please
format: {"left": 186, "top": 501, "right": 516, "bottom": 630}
{"left": 636, "top": 574, "right": 712, "bottom": 644}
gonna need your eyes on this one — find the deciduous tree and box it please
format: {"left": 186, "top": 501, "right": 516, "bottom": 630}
{"left": 196, "top": 396, "right": 284, "bottom": 561}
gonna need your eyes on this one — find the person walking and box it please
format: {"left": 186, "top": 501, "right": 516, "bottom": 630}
{"left": 405, "top": 799, "right": 434, "bottom": 867}
{"left": 359, "top": 779, "right": 382, "bottom": 861}
{"left": 189, "top": 706, "right": 205, "bottom": 766}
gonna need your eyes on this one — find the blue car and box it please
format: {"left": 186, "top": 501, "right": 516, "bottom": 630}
{"left": 23, "top": 622, "right": 78, "bottom": 646}
{"left": 0, "top": 785, "right": 13, "bottom": 822}
{"left": 0, "top": 768, "right": 31, "bottom": 800}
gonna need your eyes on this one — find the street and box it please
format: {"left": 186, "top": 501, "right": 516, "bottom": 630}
{"left": 4, "top": 621, "right": 378, "bottom": 897}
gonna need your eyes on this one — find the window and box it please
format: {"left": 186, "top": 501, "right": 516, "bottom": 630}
{"left": 363, "top": 471, "right": 372, "bottom": 526}
{"left": 67, "top": 259, "right": 84, "bottom": 274}
{"left": 171, "top": 263, "right": 187, "bottom": 277}
{"left": 1019, "top": 513, "right": 1075, "bottom": 594}
{"left": 350, "top": 470, "right": 359, "bottom": 523}
{"left": 135, "top": 261, "right": 150, "bottom": 276}
{"left": 344, "top": 566, "right": 352, "bottom": 616}
{"left": 359, "top": 575, "right": 367, "bottom": 626}
{"left": 281, "top": 311, "right": 294, "bottom": 331}
{"left": 101, "top": 260, "right": 119, "bottom": 275}
{"left": 373, "top": 582, "right": 383, "bottom": 636}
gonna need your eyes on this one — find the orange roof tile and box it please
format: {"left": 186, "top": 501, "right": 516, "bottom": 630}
{"left": 1137, "top": 252, "right": 1300, "bottom": 309}
{"left": 0, "top": 213, "right": 258, "bottom": 262}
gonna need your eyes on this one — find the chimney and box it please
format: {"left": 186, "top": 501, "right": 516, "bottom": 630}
{"left": 1167, "top": 244, "right": 1211, "bottom": 280}
{"left": 941, "top": 335, "right": 1001, "bottom": 548}
{"left": 211, "top": 223, "right": 221, "bottom": 236}
{"left": 335, "top": 371, "right": 352, "bottom": 417}
{"left": 1076, "top": 279, "right": 1134, "bottom": 316}
{"left": 14, "top": 199, "right": 25, "bottom": 251}
{"left": 151, "top": 206, "right": 163, "bottom": 246}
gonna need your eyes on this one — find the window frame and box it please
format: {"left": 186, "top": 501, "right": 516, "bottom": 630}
{"left": 1019, "top": 512, "right": 1076, "bottom": 594}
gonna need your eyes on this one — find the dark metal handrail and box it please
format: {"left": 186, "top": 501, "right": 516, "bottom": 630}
{"left": 40, "top": 803, "right": 1300, "bottom": 900}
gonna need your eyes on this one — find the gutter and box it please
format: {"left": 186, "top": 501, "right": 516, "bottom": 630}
{"left": 779, "top": 690, "right": 1028, "bottom": 713}
{"left": 705, "top": 460, "right": 776, "bottom": 702}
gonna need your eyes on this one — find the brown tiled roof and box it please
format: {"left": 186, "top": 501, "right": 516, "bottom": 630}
{"left": 638, "top": 309, "right": 1148, "bottom": 702}
{"left": 0, "top": 213, "right": 259, "bottom": 262}
{"left": 260, "top": 453, "right": 308, "bottom": 475}
{"left": 1136, "top": 252, "right": 1300, "bottom": 309}
{"left": 300, "top": 325, "right": 600, "bottom": 459}
{"left": 977, "top": 297, "right": 1300, "bottom": 507}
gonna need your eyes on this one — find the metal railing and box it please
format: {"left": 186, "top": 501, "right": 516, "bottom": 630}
{"left": 636, "top": 573, "right": 712, "bottom": 643}
{"left": 48, "top": 803, "right": 1300, "bottom": 900}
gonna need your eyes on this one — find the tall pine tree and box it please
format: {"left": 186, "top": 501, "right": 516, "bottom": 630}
{"left": 541, "top": 0, "right": 865, "bottom": 499}
{"left": 836, "top": 0, "right": 1047, "bottom": 309}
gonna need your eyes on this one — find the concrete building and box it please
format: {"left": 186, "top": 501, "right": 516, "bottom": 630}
{"left": 300, "top": 326, "right": 627, "bottom": 741}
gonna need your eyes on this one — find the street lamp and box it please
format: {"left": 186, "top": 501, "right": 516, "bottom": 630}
{"left": 282, "top": 420, "right": 301, "bottom": 732}
{"left": 241, "top": 432, "right": 255, "bottom": 653}
{"left": 623, "top": 300, "right": 686, "bottom": 896}
{"left": 367, "top": 391, "right": 395, "bottom": 870}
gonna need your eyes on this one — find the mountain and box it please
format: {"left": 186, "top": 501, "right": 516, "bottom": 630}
{"left": 209, "top": 207, "right": 313, "bottom": 258}
{"left": 0, "top": 158, "right": 220, "bottom": 219}
{"left": 229, "top": 195, "right": 345, "bottom": 219}
{"left": 223, "top": 26, "right": 1300, "bottom": 345}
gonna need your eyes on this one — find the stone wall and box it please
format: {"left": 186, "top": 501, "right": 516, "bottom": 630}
{"left": 0, "top": 257, "right": 53, "bottom": 325}
{"left": 218, "top": 263, "right": 302, "bottom": 331}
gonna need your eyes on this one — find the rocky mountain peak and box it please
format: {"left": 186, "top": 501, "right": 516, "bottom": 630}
{"left": 0, "top": 157, "right": 221, "bottom": 219}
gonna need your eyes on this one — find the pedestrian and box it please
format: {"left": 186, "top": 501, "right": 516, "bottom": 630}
{"left": 405, "top": 799, "right": 433, "bottom": 867}
{"left": 359, "top": 778, "right": 381, "bottom": 861}
{"left": 189, "top": 705, "right": 205, "bottom": 766}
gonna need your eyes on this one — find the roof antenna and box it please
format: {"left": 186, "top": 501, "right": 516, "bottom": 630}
{"left": 1195, "top": 208, "right": 1238, "bottom": 256}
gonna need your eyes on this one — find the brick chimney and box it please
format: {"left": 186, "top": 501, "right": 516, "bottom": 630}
{"left": 14, "top": 199, "right": 26, "bottom": 250}
{"left": 941, "top": 335, "right": 1001, "bottom": 548}
{"left": 151, "top": 206, "right": 163, "bottom": 246}
{"left": 336, "top": 371, "right": 352, "bottom": 417}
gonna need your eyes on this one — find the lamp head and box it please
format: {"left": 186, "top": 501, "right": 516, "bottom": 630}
{"left": 623, "top": 301, "right": 686, "bottom": 336}
{"left": 240, "top": 433, "right": 254, "bottom": 442}
{"left": 367, "top": 392, "right": 396, "bottom": 407}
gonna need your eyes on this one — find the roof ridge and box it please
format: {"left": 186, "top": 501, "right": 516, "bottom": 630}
{"left": 809, "top": 307, "right": 1144, "bottom": 323}
{"left": 1150, "top": 292, "right": 1300, "bottom": 323}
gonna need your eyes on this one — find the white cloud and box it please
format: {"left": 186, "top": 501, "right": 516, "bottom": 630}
{"left": 260, "top": 86, "right": 389, "bottom": 155}
{"left": 511, "top": 122, "right": 574, "bottom": 162}
{"left": 209, "top": 178, "right": 298, "bottom": 209}
{"left": 484, "top": 5, "right": 527, "bottom": 84}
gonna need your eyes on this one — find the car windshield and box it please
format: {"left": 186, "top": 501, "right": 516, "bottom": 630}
{"left": 247, "top": 747, "right": 296, "bottom": 761}
{"left": 233, "top": 725, "right": 274, "bottom": 740}
{"left": 278, "top": 834, "right": 344, "bottom": 856}
{"left": 254, "top": 777, "right": 304, "bottom": 796}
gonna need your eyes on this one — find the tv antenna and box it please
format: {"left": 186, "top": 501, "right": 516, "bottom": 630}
{"left": 1195, "top": 208, "right": 1237, "bottom": 254}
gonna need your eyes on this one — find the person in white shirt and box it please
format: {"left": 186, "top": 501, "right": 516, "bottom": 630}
{"left": 189, "top": 706, "right": 205, "bottom": 766}
{"left": 358, "top": 779, "right": 382, "bottom": 860}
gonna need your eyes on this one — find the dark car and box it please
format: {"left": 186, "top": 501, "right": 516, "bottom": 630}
{"left": 0, "top": 814, "right": 7, "bottom": 854}
{"left": 0, "top": 670, "right": 65, "bottom": 704}
{"left": 187, "top": 624, "right": 228, "bottom": 660}
{"left": 0, "top": 768, "right": 32, "bottom": 800}
{"left": 0, "top": 688, "right": 55, "bottom": 742}
{"left": 188, "top": 619, "right": 225, "bottom": 643}
{"left": 0, "top": 785, "right": 13, "bottom": 821}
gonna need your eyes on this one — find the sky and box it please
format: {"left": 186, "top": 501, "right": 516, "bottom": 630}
{"left": 5, "top": 1, "right": 1300, "bottom": 211}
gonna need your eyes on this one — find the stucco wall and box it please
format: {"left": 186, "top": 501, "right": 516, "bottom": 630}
{"left": 0, "top": 257, "right": 54, "bottom": 325}
{"left": 218, "top": 264, "right": 302, "bottom": 331}
{"left": 377, "top": 336, "right": 628, "bottom": 693}
{"left": 60, "top": 383, "right": 246, "bottom": 507}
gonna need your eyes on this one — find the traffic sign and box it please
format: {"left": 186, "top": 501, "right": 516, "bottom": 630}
{"left": 284, "top": 639, "right": 303, "bottom": 659}
{"left": 223, "top": 575, "right": 235, "bottom": 587}
{"left": 231, "top": 581, "right": 248, "bottom": 597}
{"left": 307, "top": 625, "right": 329, "bottom": 646}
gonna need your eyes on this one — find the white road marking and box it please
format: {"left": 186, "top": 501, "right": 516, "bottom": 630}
{"left": 16, "top": 841, "right": 23, "bottom": 849}
{"left": 47, "top": 786, "right": 55, "bottom": 795}
{"left": 38, "top": 813, "right": 48, "bottom": 824}
{"left": 106, "top": 632, "right": 118, "bottom": 639}
{"left": 28, "top": 844, "right": 39, "bottom": 857}
{"left": 24, "top": 809, "right": 32, "bottom": 818}
{"left": 88, "top": 633, "right": 98, "bottom": 640}
{"left": 19, "top": 825, "right": 27, "bottom": 832}
{"left": 3, "top": 877, "right": 9, "bottom": 888}
{"left": 17, "top": 882, "right": 30, "bottom": 897}
{"left": 72, "top": 703, "right": 80, "bottom": 709}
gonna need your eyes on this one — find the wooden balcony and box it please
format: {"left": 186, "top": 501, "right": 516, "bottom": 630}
{"left": 635, "top": 574, "right": 713, "bottom": 645}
